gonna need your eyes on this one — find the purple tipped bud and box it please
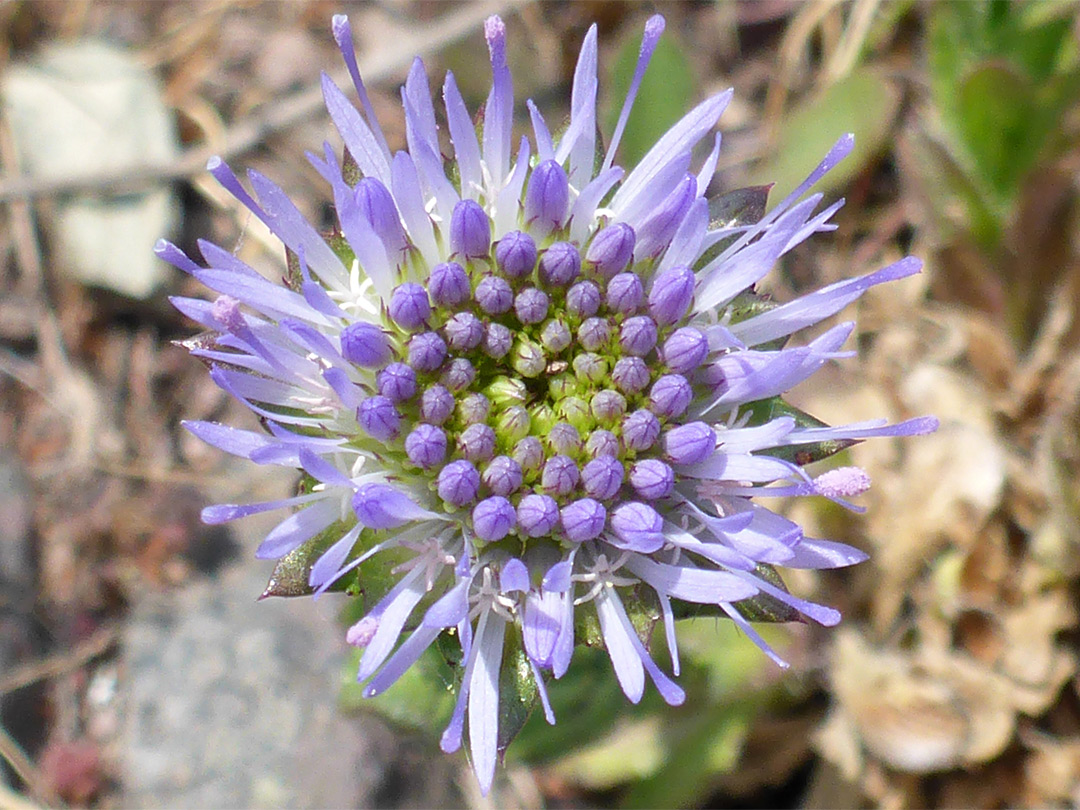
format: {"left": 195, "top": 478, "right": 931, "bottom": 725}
{"left": 495, "top": 230, "right": 538, "bottom": 279}
{"left": 354, "top": 178, "right": 407, "bottom": 256}
{"left": 450, "top": 198, "right": 491, "bottom": 259}
{"left": 514, "top": 288, "right": 549, "bottom": 324}
{"left": 405, "top": 424, "right": 447, "bottom": 469}
{"left": 482, "top": 456, "right": 523, "bottom": 496}
{"left": 475, "top": 275, "right": 513, "bottom": 315}
{"left": 577, "top": 317, "right": 611, "bottom": 351}
{"left": 357, "top": 395, "right": 400, "bottom": 440}
{"left": 662, "top": 327, "right": 708, "bottom": 373}
{"left": 472, "top": 496, "right": 517, "bottom": 541}
{"left": 512, "top": 436, "right": 544, "bottom": 472}
{"left": 517, "top": 493, "right": 560, "bottom": 537}
{"left": 458, "top": 392, "right": 491, "bottom": 425}
{"left": 629, "top": 459, "right": 674, "bottom": 499}
{"left": 648, "top": 266, "right": 695, "bottom": 325}
{"left": 483, "top": 322, "right": 512, "bottom": 359}
{"left": 585, "top": 223, "right": 635, "bottom": 279}
{"left": 610, "top": 502, "right": 665, "bottom": 552}
{"left": 352, "top": 483, "right": 426, "bottom": 530}
{"left": 572, "top": 352, "right": 608, "bottom": 384}
{"left": 443, "top": 312, "right": 484, "bottom": 351}
{"left": 437, "top": 459, "right": 480, "bottom": 506}
{"left": 581, "top": 456, "right": 624, "bottom": 500}
{"left": 541, "top": 455, "right": 580, "bottom": 496}
{"left": 440, "top": 357, "right": 476, "bottom": 391}
{"left": 458, "top": 423, "right": 497, "bottom": 462}
{"left": 483, "top": 457, "right": 520, "bottom": 494}
{"left": 388, "top": 283, "right": 430, "bottom": 330}
{"left": 612, "top": 356, "right": 651, "bottom": 395}
{"left": 407, "top": 331, "right": 447, "bottom": 372}
{"left": 619, "top": 316, "right": 658, "bottom": 356}
{"left": 560, "top": 499, "right": 607, "bottom": 542}
{"left": 566, "top": 280, "right": 602, "bottom": 319}
{"left": 377, "top": 362, "right": 417, "bottom": 403}
{"left": 635, "top": 174, "right": 695, "bottom": 259}
{"left": 512, "top": 339, "right": 546, "bottom": 378}
{"left": 525, "top": 159, "right": 570, "bottom": 236}
{"left": 540, "top": 320, "right": 572, "bottom": 352}
{"left": 538, "top": 242, "right": 581, "bottom": 288}
{"left": 649, "top": 374, "right": 692, "bottom": 419}
{"left": 548, "top": 422, "right": 583, "bottom": 456}
{"left": 586, "top": 429, "right": 619, "bottom": 458}
{"left": 419, "top": 384, "right": 454, "bottom": 425}
{"left": 340, "top": 322, "right": 393, "bottom": 368}
{"left": 591, "top": 389, "right": 627, "bottom": 425}
{"left": 605, "top": 272, "right": 644, "bottom": 314}
{"left": 429, "top": 261, "right": 470, "bottom": 308}
{"left": 622, "top": 409, "right": 661, "bottom": 451}
{"left": 662, "top": 422, "right": 716, "bottom": 465}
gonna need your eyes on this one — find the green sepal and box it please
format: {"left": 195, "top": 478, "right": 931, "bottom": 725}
{"left": 494, "top": 625, "right": 539, "bottom": 754}
{"left": 730, "top": 564, "right": 802, "bottom": 624}
{"left": 261, "top": 520, "right": 352, "bottom": 598}
{"left": 741, "top": 395, "right": 856, "bottom": 465}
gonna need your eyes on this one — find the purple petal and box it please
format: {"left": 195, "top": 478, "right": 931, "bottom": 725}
{"left": 469, "top": 615, "right": 506, "bottom": 796}
{"left": 603, "top": 14, "right": 666, "bottom": 172}
{"left": 256, "top": 498, "right": 339, "bottom": 559}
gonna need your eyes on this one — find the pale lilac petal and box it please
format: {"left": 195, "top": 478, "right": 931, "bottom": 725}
{"left": 308, "top": 523, "right": 363, "bottom": 590}
{"left": 483, "top": 16, "right": 513, "bottom": 187}
{"left": 786, "top": 537, "right": 869, "bottom": 569}
{"left": 695, "top": 132, "right": 722, "bottom": 197}
{"left": 603, "top": 14, "right": 665, "bottom": 172}
{"left": 469, "top": 614, "right": 505, "bottom": 795}
{"left": 358, "top": 570, "right": 428, "bottom": 680}
{"left": 443, "top": 72, "right": 483, "bottom": 198}
{"left": 623, "top": 554, "right": 758, "bottom": 603}
{"left": 321, "top": 73, "right": 392, "bottom": 185}
{"left": 527, "top": 100, "right": 554, "bottom": 163}
{"left": 391, "top": 151, "right": 439, "bottom": 262}
{"left": 658, "top": 197, "right": 707, "bottom": 273}
{"left": 330, "top": 15, "right": 392, "bottom": 161}
{"left": 256, "top": 498, "right": 339, "bottom": 559}
{"left": 363, "top": 623, "right": 442, "bottom": 696}
{"left": 594, "top": 588, "right": 644, "bottom": 702}
{"left": 569, "top": 166, "right": 624, "bottom": 244}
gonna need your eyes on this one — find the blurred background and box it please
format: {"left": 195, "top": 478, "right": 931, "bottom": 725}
{"left": 1, "top": 1, "right": 1079, "bottom": 807}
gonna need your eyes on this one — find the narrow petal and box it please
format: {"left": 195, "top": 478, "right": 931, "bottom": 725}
{"left": 469, "top": 614, "right": 506, "bottom": 796}
{"left": 603, "top": 14, "right": 666, "bottom": 172}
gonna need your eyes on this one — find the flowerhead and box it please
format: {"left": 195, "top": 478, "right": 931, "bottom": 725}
{"left": 161, "top": 12, "right": 937, "bottom": 795}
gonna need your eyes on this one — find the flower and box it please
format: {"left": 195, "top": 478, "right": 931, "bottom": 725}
{"left": 160, "top": 12, "right": 938, "bottom": 795}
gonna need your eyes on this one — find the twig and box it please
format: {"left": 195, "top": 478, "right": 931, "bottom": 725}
{"left": 0, "top": 0, "right": 529, "bottom": 204}
{"left": 0, "top": 626, "right": 119, "bottom": 697}
{"left": 0, "top": 726, "right": 61, "bottom": 809}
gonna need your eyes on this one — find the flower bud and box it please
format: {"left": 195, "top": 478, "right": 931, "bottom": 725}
{"left": 577, "top": 317, "right": 611, "bottom": 352}
{"left": 618, "top": 316, "right": 658, "bottom": 356}
{"left": 482, "top": 456, "right": 523, "bottom": 497}
{"left": 358, "top": 395, "right": 400, "bottom": 440}
{"left": 472, "top": 496, "right": 516, "bottom": 541}
{"left": 611, "top": 356, "right": 650, "bottom": 395}
{"left": 517, "top": 493, "right": 560, "bottom": 537}
{"left": 560, "top": 499, "right": 607, "bottom": 542}
{"left": 590, "top": 389, "right": 627, "bottom": 425}
{"left": 405, "top": 424, "right": 447, "bottom": 468}
{"left": 419, "top": 384, "right": 454, "bottom": 425}
{"left": 512, "top": 436, "right": 544, "bottom": 472}
{"left": 566, "top": 280, "right": 602, "bottom": 319}
{"left": 529, "top": 403, "right": 557, "bottom": 435}
{"left": 610, "top": 502, "right": 665, "bottom": 552}
{"left": 541, "top": 454, "right": 579, "bottom": 496}
{"left": 495, "top": 230, "right": 537, "bottom": 279}
{"left": 648, "top": 266, "right": 695, "bottom": 325}
{"left": 649, "top": 374, "right": 692, "bottom": 419}
{"left": 581, "top": 455, "right": 624, "bottom": 500}
{"left": 662, "top": 422, "right": 716, "bottom": 465}
{"left": 621, "top": 408, "right": 660, "bottom": 451}
{"left": 437, "top": 459, "right": 480, "bottom": 506}
{"left": 524, "top": 159, "right": 570, "bottom": 236}
{"left": 662, "top": 327, "right": 708, "bottom": 374}
{"left": 538, "top": 242, "right": 581, "bottom": 288}
{"left": 450, "top": 198, "right": 491, "bottom": 259}
{"left": 547, "top": 422, "right": 583, "bottom": 456}
{"left": 444, "top": 312, "right": 484, "bottom": 351}
{"left": 484, "top": 375, "right": 527, "bottom": 406}
{"left": 586, "top": 429, "right": 619, "bottom": 458}
{"left": 483, "top": 322, "right": 512, "bottom": 359}
{"left": 440, "top": 357, "right": 476, "bottom": 391}
{"left": 548, "top": 374, "right": 578, "bottom": 400}
{"left": 340, "top": 322, "right": 393, "bottom": 368}
{"left": 475, "top": 275, "right": 513, "bottom": 315}
{"left": 635, "top": 175, "right": 695, "bottom": 259}
{"left": 377, "top": 362, "right": 417, "bottom": 403}
{"left": 605, "top": 272, "right": 643, "bottom": 314}
{"left": 514, "top": 287, "right": 549, "bottom": 324}
{"left": 512, "top": 338, "right": 546, "bottom": 378}
{"left": 572, "top": 352, "right": 608, "bottom": 384}
{"left": 429, "top": 261, "right": 470, "bottom": 308}
{"left": 585, "top": 223, "right": 635, "bottom": 279}
{"left": 407, "top": 331, "right": 447, "bottom": 372}
{"left": 556, "top": 397, "right": 591, "bottom": 432}
{"left": 352, "top": 483, "right": 423, "bottom": 530}
{"left": 495, "top": 405, "right": 530, "bottom": 442}
{"left": 629, "top": 459, "right": 674, "bottom": 499}
{"left": 458, "top": 423, "right": 497, "bottom": 462}
{"left": 458, "top": 392, "right": 491, "bottom": 425}
{"left": 354, "top": 178, "right": 407, "bottom": 256}
{"left": 388, "top": 283, "right": 430, "bottom": 331}
{"left": 540, "top": 319, "right": 572, "bottom": 352}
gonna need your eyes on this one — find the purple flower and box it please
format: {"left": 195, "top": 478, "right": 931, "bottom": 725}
{"left": 171, "top": 10, "right": 938, "bottom": 797}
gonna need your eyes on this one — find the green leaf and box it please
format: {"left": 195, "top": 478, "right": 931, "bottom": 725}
{"left": 741, "top": 396, "right": 856, "bottom": 465}
{"left": 495, "top": 629, "right": 539, "bottom": 753}
{"left": 748, "top": 67, "right": 901, "bottom": 201}
{"left": 605, "top": 26, "right": 696, "bottom": 168}
{"left": 260, "top": 520, "right": 352, "bottom": 598}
